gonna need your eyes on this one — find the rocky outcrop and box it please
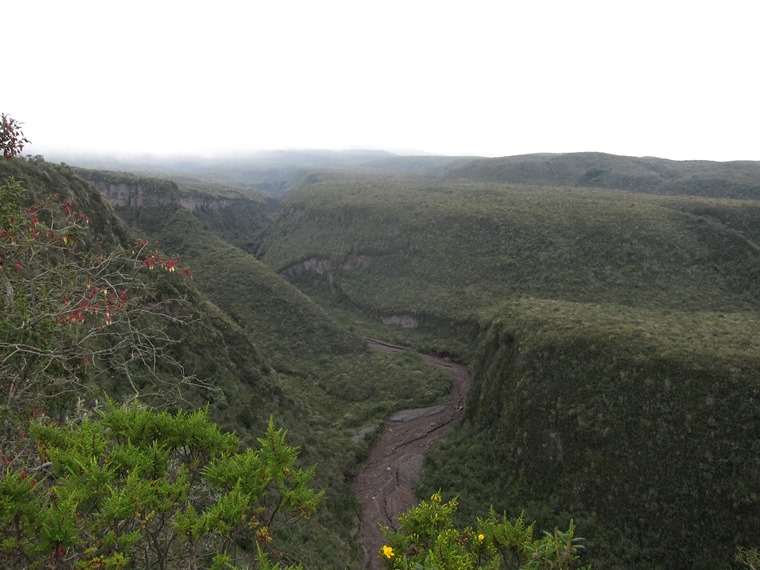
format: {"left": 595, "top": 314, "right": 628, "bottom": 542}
{"left": 279, "top": 254, "right": 373, "bottom": 281}
{"left": 80, "top": 174, "right": 249, "bottom": 212}
{"left": 280, "top": 256, "right": 336, "bottom": 279}
{"left": 280, "top": 256, "right": 422, "bottom": 329}
{"left": 92, "top": 181, "right": 175, "bottom": 209}
{"left": 380, "top": 315, "right": 419, "bottom": 329}
{"left": 177, "top": 195, "right": 242, "bottom": 212}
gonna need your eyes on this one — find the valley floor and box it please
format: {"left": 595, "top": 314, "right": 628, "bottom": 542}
{"left": 352, "top": 340, "right": 469, "bottom": 569}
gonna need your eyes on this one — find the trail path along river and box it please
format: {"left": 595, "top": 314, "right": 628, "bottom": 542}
{"left": 352, "top": 340, "right": 470, "bottom": 569}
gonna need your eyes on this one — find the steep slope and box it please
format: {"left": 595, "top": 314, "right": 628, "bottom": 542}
{"left": 0, "top": 159, "right": 277, "bottom": 431}
{"left": 446, "top": 152, "right": 760, "bottom": 199}
{"left": 423, "top": 301, "right": 760, "bottom": 569}
{"left": 78, "top": 167, "right": 453, "bottom": 568}
{"left": 0, "top": 159, "right": 133, "bottom": 246}
{"left": 76, "top": 168, "right": 279, "bottom": 252}
{"left": 1, "top": 160, "right": 454, "bottom": 567}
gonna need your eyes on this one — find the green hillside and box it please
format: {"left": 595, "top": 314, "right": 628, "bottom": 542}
{"left": 257, "top": 168, "right": 760, "bottom": 568}
{"left": 127, "top": 207, "right": 452, "bottom": 567}
{"left": 259, "top": 172, "right": 760, "bottom": 316}
{"left": 423, "top": 300, "right": 760, "bottom": 568}
{"left": 9, "top": 149, "right": 760, "bottom": 568}
{"left": 0, "top": 160, "right": 450, "bottom": 568}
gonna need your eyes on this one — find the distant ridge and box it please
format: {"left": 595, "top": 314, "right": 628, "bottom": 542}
{"left": 49, "top": 149, "right": 477, "bottom": 197}
{"left": 446, "top": 151, "right": 760, "bottom": 199}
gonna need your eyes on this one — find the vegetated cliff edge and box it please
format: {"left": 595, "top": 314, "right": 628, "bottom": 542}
{"left": 421, "top": 301, "right": 760, "bottom": 569}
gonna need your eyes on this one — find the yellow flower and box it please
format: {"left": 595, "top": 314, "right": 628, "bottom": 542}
{"left": 382, "top": 545, "right": 395, "bottom": 559}
{"left": 478, "top": 533, "right": 485, "bottom": 541}
{"left": 431, "top": 492, "right": 441, "bottom": 503}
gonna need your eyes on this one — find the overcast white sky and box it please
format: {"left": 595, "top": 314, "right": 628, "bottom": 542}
{"left": 4, "top": 1, "right": 758, "bottom": 161}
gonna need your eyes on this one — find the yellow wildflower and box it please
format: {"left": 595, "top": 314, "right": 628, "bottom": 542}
{"left": 382, "top": 545, "right": 395, "bottom": 559}
{"left": 431, "top": 492, "right": 441, "bottom": 503}
{"left": 478, "top": 533, "right": 485, "bottom": 541}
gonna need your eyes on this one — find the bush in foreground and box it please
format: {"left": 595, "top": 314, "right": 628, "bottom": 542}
{"left": 0, "top": 403, "right": 321, "bottom": 569}
{"left": 379, "top": 493, "right": 589, "bottom": 569}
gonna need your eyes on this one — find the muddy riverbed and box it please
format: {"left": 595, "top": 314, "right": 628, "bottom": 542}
{"left": 352, "top": 340, "right": 470, "bottom": 569}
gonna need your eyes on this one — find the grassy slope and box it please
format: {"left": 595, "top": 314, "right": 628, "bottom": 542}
{"left": 23, "top": 155, "right": 760, "bottom": 566}
{"left": 257, "top": 170, "right": 760, "bottom": 568}
{"left": 0, "top": 160, "right": 133, "bottom": 247}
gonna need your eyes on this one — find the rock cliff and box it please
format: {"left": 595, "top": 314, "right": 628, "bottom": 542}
{"left": 84, "top": 177, "right": 247, "bottom": 212}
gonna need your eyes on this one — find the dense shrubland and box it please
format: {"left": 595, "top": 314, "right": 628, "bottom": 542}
{"left": 5, "top": 116, "right": 760, "bottom": 567}
{"left": 2, "top": 403, "right": 320, "bottom": 569}
{"left": 379, "top": 493, "right": 589, "bottom": 570}
{"left": 0, "top": 170, "right": 320, "bottom": 568}
{"left": 0, "top": 157, "right": 587, "bottom": 569}
{"left": 420, "top": 301, "right": 760, "bottom": 568}
{"left": 257, "top": 170, "right": 760, "bottom": 568}
{"left": 259, "top": 174, "right": 760, "bottom": 317}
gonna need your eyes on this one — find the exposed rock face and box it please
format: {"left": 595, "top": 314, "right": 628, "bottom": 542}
{"left": 176, "top": 195, "right": 242, "bottom": 212}
{"left": 281, "top": 256, "right": 336, "bottom": 279}
{"left": 280, "top": 254, "right": 374, "bottom": 280}
{"left": 280, "top": 256, "right": 421, "bottom": 329}
{"left": 88, "top": 180, "right": 246, "bottom": 212}
{"left": 380, "top": 315, "right": 419, "bottom": 329}
{"left": 341, "top": 254, "right": 372, "bottom": 270}
{"left": 94, "top": 182, "right": 168, "bottom": 209}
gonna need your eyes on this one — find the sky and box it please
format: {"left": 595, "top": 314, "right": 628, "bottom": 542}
{"left": 4, "top": 1, "right": 759, "bottom": 162}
